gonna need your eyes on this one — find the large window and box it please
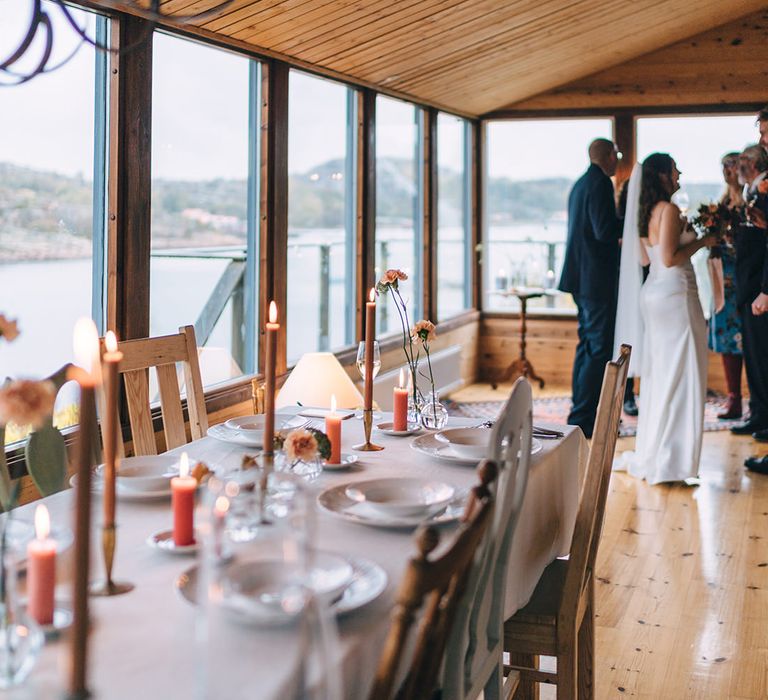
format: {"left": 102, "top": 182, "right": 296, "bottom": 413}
{"left": 287, "top": 71, "right": 356, "bottom": 363}
{"left": 151, "top": 33, "right": 257, "bottom": 387}
{"left": 437, "top": 113, "right": 471, "bottom": 320}
{"left": 637, "top": 114, "right": 757, "bottom": 316}
{"left": 484, "top": 118, "right": 613, "bottom": 313}
{"left": 375, "top": 96, "right": 423, "bottom": 335}
{"left": 0, "top": 3, "right": 108, "bottom": 439}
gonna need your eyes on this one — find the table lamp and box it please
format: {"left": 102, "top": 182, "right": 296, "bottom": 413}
{"left": 276, "top": 352, "right": 363, "bottom": 410}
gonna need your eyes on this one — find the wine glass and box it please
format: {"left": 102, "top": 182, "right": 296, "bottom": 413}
{"left": 745, "top": 189, "right": 759, "bottom": 228}
{"left": 355, "top": 341, "right": 381, "bottom": 419}
{"left": 674, "top": 190, "right": 690, "bottom": 218}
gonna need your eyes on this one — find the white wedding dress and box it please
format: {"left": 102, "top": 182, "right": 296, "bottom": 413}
{"left": 621, "top": 242, "right": 708, "bottom": 484}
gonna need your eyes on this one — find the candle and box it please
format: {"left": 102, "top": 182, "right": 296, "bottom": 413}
{"left": 393, "top": 368, "right": 409, "bottom": 431}
{"left": 325, "top": 394, "right": 342, "bottom": 464}
{"left": 264, "top": 301, "right": 279, "bottom": 456}
{"left": 69, "top": 317, "right": 99, "bottom": 698}
{"left": 171, "top": 453, "right": 196, "bottom": 546}
{"left": 364, "top": 288, "right": 376, "bottom": 411}
{"left": 27, "top": 504, "right": 56, "bottom": 625}
{"left": 102, "top": 331, "right": 122, "bottom": 529}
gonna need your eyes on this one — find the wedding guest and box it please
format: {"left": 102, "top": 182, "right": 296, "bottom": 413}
{"left": 559, "top": 138, "right": 622, "bottom": 438}
{"left": 731, "top": 143, "right": 768, "bottom": 443}
{"left": 708, "top": 152, "right": 745, "bottom": 419}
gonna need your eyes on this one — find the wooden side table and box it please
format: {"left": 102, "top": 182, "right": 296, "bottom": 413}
{"left": 490, "top": 287, "right": 555, "bottom": 390}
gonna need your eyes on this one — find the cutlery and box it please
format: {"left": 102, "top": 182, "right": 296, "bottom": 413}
{"left": 533, "top": 425, "right": 564, "bottom": 437}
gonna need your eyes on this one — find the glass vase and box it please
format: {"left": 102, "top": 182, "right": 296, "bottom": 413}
{"left": 419, "top": 392, "right": 448, "bottom": 430}
{"left": 0, "top": 528, "right": 43, "bottom": 689}
{"left": 275, "top": 449, "right": 322, "bottom": 483}
{"left": 407, "top": 386, "right": 425, "bottom": 428}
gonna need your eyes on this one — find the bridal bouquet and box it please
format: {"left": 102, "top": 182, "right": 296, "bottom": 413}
{"left": 690, "top": 202, "right": 734, "bottom": 238}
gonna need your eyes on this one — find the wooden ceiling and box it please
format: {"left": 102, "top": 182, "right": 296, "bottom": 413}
{"left": 93, "top": 0, "right": 768, "bottom": 116}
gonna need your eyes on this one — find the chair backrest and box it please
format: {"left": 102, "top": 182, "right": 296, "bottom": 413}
{"left": 101, "top": 325, "right": 208, "bottom": 456}
{"left": 369, "top": 461, "right": 498, "bottom": 700}
{"left": 442, "top": 378, "right": 533, "bottom": 698}
{"left": 559, "top": 344, "right": 631, "bottom": 622}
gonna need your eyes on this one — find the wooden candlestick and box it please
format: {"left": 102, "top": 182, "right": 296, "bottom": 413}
{"left": 355, "top": 289, "right": 383, "bottom": 451}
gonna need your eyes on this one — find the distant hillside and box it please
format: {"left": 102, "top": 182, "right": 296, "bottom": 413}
{"left": 0, "top": 159, "right": 727, "bottom": 261}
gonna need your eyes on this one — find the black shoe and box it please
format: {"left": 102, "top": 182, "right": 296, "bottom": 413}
{"left": 731, "top": 420, "right": 768, "bottom": 436}
{"left": 753, "top": 428, "right": 768, "bottom": 443}
{"left": 623, "top": 397, "right": 638, "bottom": 417}
{"left": 745, "top": 455, "right": 768, "bottom": 474}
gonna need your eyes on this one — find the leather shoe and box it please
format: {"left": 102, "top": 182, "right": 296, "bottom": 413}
{"left": 731, "top": 420, "right": 768, "bottom": 436}
{"left": 753, "top": 428, "right": 768, "bottom": 443}
{"left": 745, "top": 455, "right": 768, "bottom": 474}
{"left": 623, "top": 397, "right": 638, "bottom": 417}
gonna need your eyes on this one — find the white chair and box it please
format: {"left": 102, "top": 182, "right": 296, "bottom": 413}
{"left": 442, "top": 378, "right": 533, "bottom": 699}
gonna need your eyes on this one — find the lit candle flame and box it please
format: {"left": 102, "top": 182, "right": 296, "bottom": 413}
{"left": 369, "top": 287, "right": 376, "bottom": 303}
{"left": 214, "top": 496, "right": 230, "bottom": 514}
{"left": 73, "top": 317, "right": 100, "bottom": 377}
{"left": 179, "top": 452, "right": 190, "bottom": 479}
{"left": 35, "top": 504, "right": 50, "bottom": 541}
{"left": 330, "top": 394, "right": 337, "bottom": 414}
{"left": 105, "top": 330, "right": 118, "bottom": 353}
{"left": 399, "top": 368, "right": 405, "bottom": 389}
{"left": 268, "top": 301, "right": 278, "bottom": 324}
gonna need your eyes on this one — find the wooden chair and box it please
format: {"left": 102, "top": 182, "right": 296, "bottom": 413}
{"left": 503, "top": 344, "right": 631, "bottom": 699}
{"left": 100, "top": 325, "right": 208, "bottom": 456}
{"left": 369, "top": 461, "right": 499, "bottom": 700}
{"left": 442, "top": 378, "right": 534, "bottom": 700}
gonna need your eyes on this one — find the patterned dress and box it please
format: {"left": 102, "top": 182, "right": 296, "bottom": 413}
{"left": 708, "top": 200, "right": 743, "bottom": 354}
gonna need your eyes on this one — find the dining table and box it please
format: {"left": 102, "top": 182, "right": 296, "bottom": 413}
{"left": 4, "top": 411, "right": 586, "bottom": 699}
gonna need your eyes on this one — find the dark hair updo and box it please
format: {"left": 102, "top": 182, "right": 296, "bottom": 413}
{"left": 639, "top": 153, "right": 675, "bottom": 238}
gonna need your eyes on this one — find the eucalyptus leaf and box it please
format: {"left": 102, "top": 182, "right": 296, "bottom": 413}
{"left": 0, "top": 425, "right": 12, "bottom": 512}
{"left": 25, "top": 424, "right": 67, "bottom": 497}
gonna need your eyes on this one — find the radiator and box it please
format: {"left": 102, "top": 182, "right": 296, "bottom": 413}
{"left": 372, "top": 344, "right": 464, "bottom": 411}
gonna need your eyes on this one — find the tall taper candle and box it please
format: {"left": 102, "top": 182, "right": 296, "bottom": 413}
{"left": 364, "top": 288, "right": 376, "bottom": 411}
{"left": 102, "top": 331, "right": 122, "bottom": 529}
{"left": 264, "top": 301, "right": 279, "bottom": 456}
{"left": 69, "top": 317, "right": 100, "bottom": 699}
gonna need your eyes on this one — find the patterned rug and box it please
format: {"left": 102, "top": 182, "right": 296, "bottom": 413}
{"left": 444, "top": 393, "right": 745, "bottom": 438}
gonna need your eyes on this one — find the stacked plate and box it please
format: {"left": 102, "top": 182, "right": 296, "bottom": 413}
{"left": 317, "top": 477, "right": 465, "bottom": 528}
{"left": 411, "top": 429, "right": 543, "bottom": 465}
{"left": 70, "top": 455, "right": 181, "bottom": 501}
{"left": 207, "top": 413, "right": 308, "bottom": 448}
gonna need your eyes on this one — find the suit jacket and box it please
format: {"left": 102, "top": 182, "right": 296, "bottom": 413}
{"left": 734, "top": 179, "right": 768, "bottom": 307}
{"left": 558, "top": 164, "right": 622, "bottom": 301}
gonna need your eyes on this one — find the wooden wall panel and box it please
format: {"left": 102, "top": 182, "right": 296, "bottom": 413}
{"left": 88, "top": 0, "right": 767, "bottom": 116}
{"left": 499, "top": 10, "right": 768, "bottom": 113}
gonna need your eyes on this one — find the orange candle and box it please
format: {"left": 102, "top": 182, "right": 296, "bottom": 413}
{"left": 27, "top": 504, "right": 56, "bottom": 625}
{"left": 393, "top": 368, "right": 408, "bottom": 431}
{"left": 171, "top": 453, "right": 196, "bottom": 546}
{"left": 101, "top": 330, "right": 122, "bottom": 529}
{"left": 364, "top": 288, "right": 376, "bottom": 411}
{"left": 325, "top": 394, "right": 342, "bottom": 464}
{"left": 264, "top": 301, "right": 279, "bottom": 456}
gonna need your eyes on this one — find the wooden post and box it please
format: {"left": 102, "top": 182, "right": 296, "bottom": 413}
{"left": 614, "top": 113, "right": 636, "bottom": 186}
{"left": 423, "top": 108, "right": 438, "bottom": 323}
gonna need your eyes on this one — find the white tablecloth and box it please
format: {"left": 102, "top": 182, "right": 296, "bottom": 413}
{"left": 5, "top": 414, "right": 585, "bottom": 699}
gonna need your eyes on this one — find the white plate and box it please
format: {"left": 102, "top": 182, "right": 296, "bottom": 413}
{"left": 146, "top": 529, "right": 198, "bottom": 555}
{"left": 345, "top": 478, "right": 455, "bottom": 518}
{"left": 102, "top": 455, "right": 178, "bottom": 493}
{"left": 317, "top": 483, "right": 467, "bottom": 529}
{"left": 175, "top": 553, "right": 385, "bottom": 618}
{"left": 375, "top": 421, "right": 422, "bottom": 437}
{"left": 69, "top": 473, "right": 173, "bottom": 501}
{"left": 5, "top": 520, "right": 74, "bottom": 569}
{"left": 433, "top": 428, "right": 488, "bottom": 460}
{"left": 322, "top": 453, "right": 359, "bottom": 471}
{"left": 208, "top": 413, "right": 307, "bottom": 447}
{"left": 411, "top": 433, "right": 543, "bottom": 465}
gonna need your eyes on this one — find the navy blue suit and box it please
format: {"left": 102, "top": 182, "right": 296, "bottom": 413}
{"left": 559, "top": 164, "right": 622, "bottom": 437}
{"left": 735, "top": 187, "right": 768, "bottom": 426}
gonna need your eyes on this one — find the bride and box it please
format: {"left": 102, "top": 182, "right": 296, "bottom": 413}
{"left": 617, "top": 153, "right": 716, "bottom": 484}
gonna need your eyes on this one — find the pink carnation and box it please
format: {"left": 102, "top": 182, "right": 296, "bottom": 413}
{"left": 0, "top": 314, "right": 20, "bottom": 342}
{"left": 380, "top": 269, "right": 408, "bottom": 286}
{"left": 284, "top": 429, "right": 319, "bottom": 463}
{"left": 411, "top": 319, "right": 436, "bottom": 343}
{"left": 0, "top": 380, "right": 56, "bottom": 429}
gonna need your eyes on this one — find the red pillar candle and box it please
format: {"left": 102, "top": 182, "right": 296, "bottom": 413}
{"left": 172, "top": 453, "right": 196, "bottom": 546}
{"left": 393, "top": 368, "right": 409, "bottom": 431}
{"left": 325, "top": 394, "right": 342, "bottom": 464}
{"left": 364, "top": 288, "right": 376, "bottom": 411}
{"left": 27, "top": 504, "right": 56, "bottom": 625}
{"left": 264, "top": 301, "right": 279, "bottom": 456}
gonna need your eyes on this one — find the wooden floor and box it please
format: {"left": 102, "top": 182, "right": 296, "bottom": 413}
{"left": 452, "top": 382, "right": 768, "bottom": 699}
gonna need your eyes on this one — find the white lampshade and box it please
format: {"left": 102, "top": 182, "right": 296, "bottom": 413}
{"left": 276, "top": 352, "right": 363, "bottom": 410}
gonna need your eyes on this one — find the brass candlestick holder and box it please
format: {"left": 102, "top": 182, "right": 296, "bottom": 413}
{"left": 89, "top": 525, "right": 134, "bottom": 597}
{"left": 354, "top": 409, "right": 384, "bottom": 451}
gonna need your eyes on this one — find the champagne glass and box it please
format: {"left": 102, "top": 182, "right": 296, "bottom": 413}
{"left": 745, "top": 189, "right": 759, "bottom": 228}
{"left": 355, "top": 341, "right": 381, "bottom": 419}
{"left": 674, "top": 190, "right": 690, "bottom": 218}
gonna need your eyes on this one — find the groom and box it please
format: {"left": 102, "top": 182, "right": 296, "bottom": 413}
{"left": 559, "top": 139, "right": 622, "bottom": 438}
